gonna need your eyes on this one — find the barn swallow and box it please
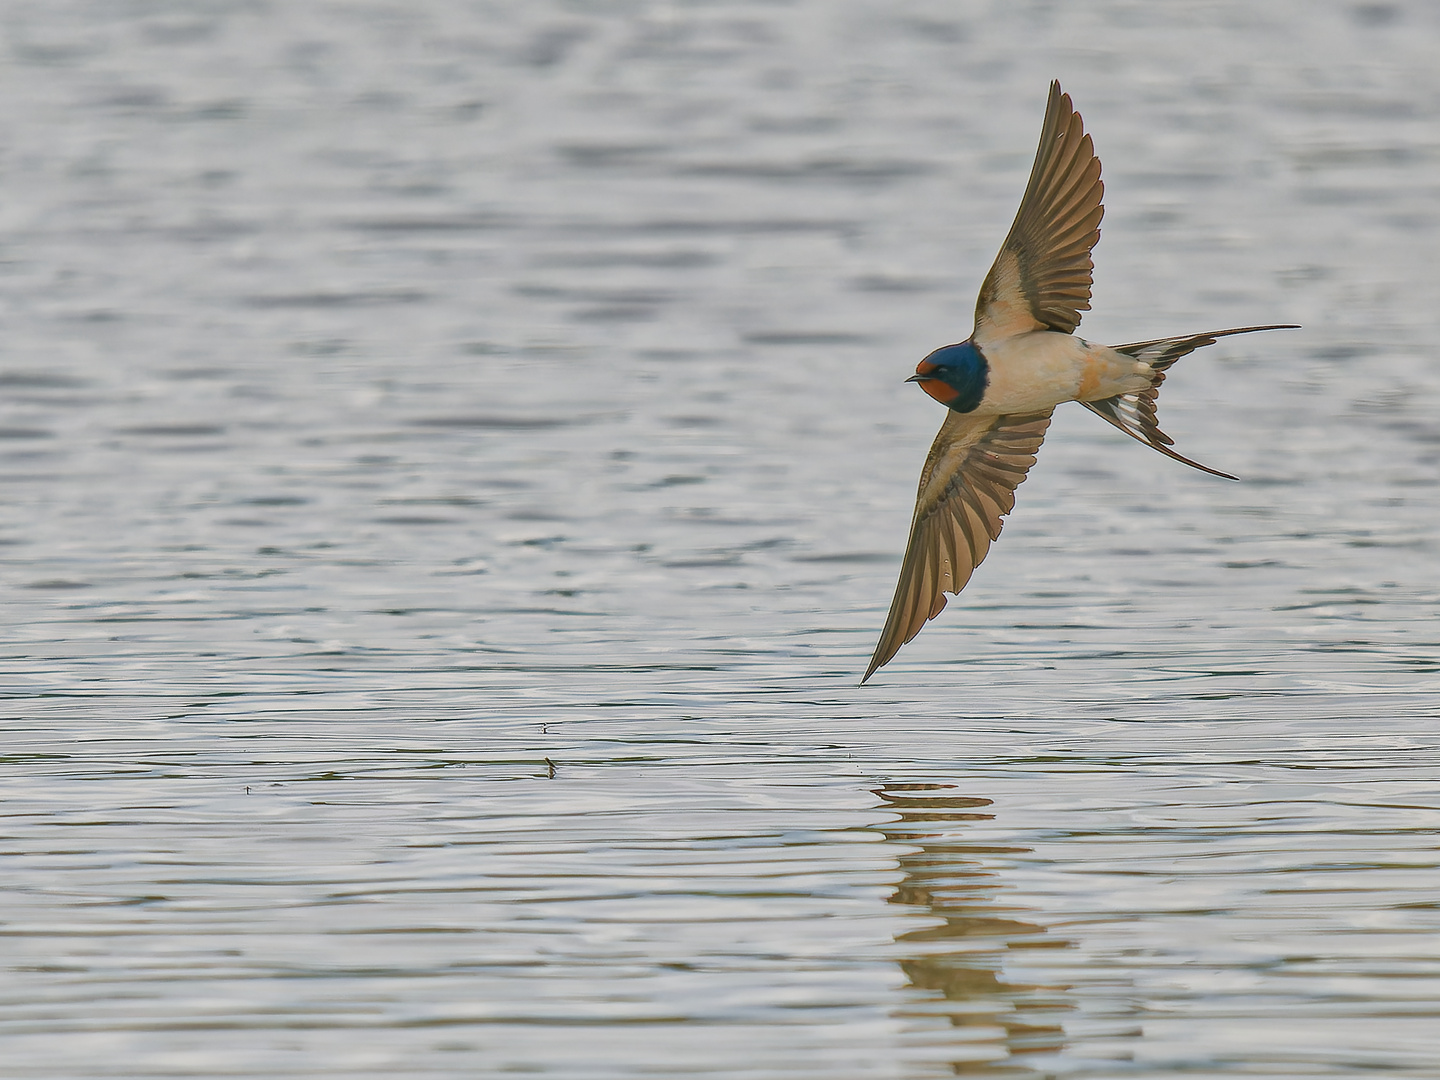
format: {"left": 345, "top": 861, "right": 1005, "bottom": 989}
{"left": 863, "top": 81, "right": 1296, "bottom": 683}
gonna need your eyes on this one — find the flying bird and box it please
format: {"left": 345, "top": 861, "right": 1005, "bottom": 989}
{"left": 863, "top": 81, "right": 1296, "bottom": 683}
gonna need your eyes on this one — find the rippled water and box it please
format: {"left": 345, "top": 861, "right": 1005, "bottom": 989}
{"left": 3, "top": 1, "right": 1440, "bottom": 1076}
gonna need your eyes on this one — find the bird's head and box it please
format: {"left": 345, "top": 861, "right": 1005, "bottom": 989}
{"left": 906, "top": 340, "right": 989, "bottom": 413}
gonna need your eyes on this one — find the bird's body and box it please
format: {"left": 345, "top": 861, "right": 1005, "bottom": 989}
{"left": 863, "top": 82, "right": 1297, "bottom": 683}
{"left": 976, "top": 333, "right": 1149, "bottom": 413}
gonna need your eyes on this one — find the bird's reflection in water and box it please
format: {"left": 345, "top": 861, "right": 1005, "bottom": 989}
{"left": 877, "top": 783, "right": 1070, "bottom": 1077}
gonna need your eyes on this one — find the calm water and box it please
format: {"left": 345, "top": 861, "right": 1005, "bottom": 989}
{"left": 3, "top": 1, "right": 1440, "bottom": 1076}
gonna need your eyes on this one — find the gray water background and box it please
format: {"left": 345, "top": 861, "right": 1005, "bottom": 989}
{"left": 3, "top": 1, "right": 1440, "bottom": 1076}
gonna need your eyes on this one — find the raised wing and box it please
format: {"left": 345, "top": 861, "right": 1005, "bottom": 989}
{"left": 973, "top": 81, "right": 1104, "bottom": 348}
{"left": 864, "top": 410, "right": 1054, "bottom": 683}
{"left": 1082, "top": 325, "right": 1299, "bottom": 479}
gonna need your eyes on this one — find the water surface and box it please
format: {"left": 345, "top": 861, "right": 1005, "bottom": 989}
{"left": 3, "top": 1, "right": 1440, "bottom": 1076}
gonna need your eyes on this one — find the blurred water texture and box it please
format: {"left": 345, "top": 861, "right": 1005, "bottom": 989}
{"left": 2, "top": 1, "right": 1440, "bottom": 1076}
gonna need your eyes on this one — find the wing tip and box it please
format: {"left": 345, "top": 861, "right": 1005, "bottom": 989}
{"left": 861, "top": 641, "right": 897, "bottom": 684}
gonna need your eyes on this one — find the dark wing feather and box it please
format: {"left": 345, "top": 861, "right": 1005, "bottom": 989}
{"left": 973, "top": 81, "right": 1104, "bottom": 346}
{"left": 1082, "top": 325, "right": 1298, "bottom": 479}
{"left": 863, "top": 410, "right": 1054, "bottom": 683}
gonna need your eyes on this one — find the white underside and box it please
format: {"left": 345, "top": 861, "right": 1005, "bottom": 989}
{"left": 972, "top": 331, "right": 1153, "bottom": 415}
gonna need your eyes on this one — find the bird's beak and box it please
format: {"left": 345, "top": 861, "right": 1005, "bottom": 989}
{"left": 904, "top": 374, "right": 926, "bottom": 383}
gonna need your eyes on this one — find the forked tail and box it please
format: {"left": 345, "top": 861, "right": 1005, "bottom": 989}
{"left": 1083, "top": 324, "right": 1298, "bottom": 479}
